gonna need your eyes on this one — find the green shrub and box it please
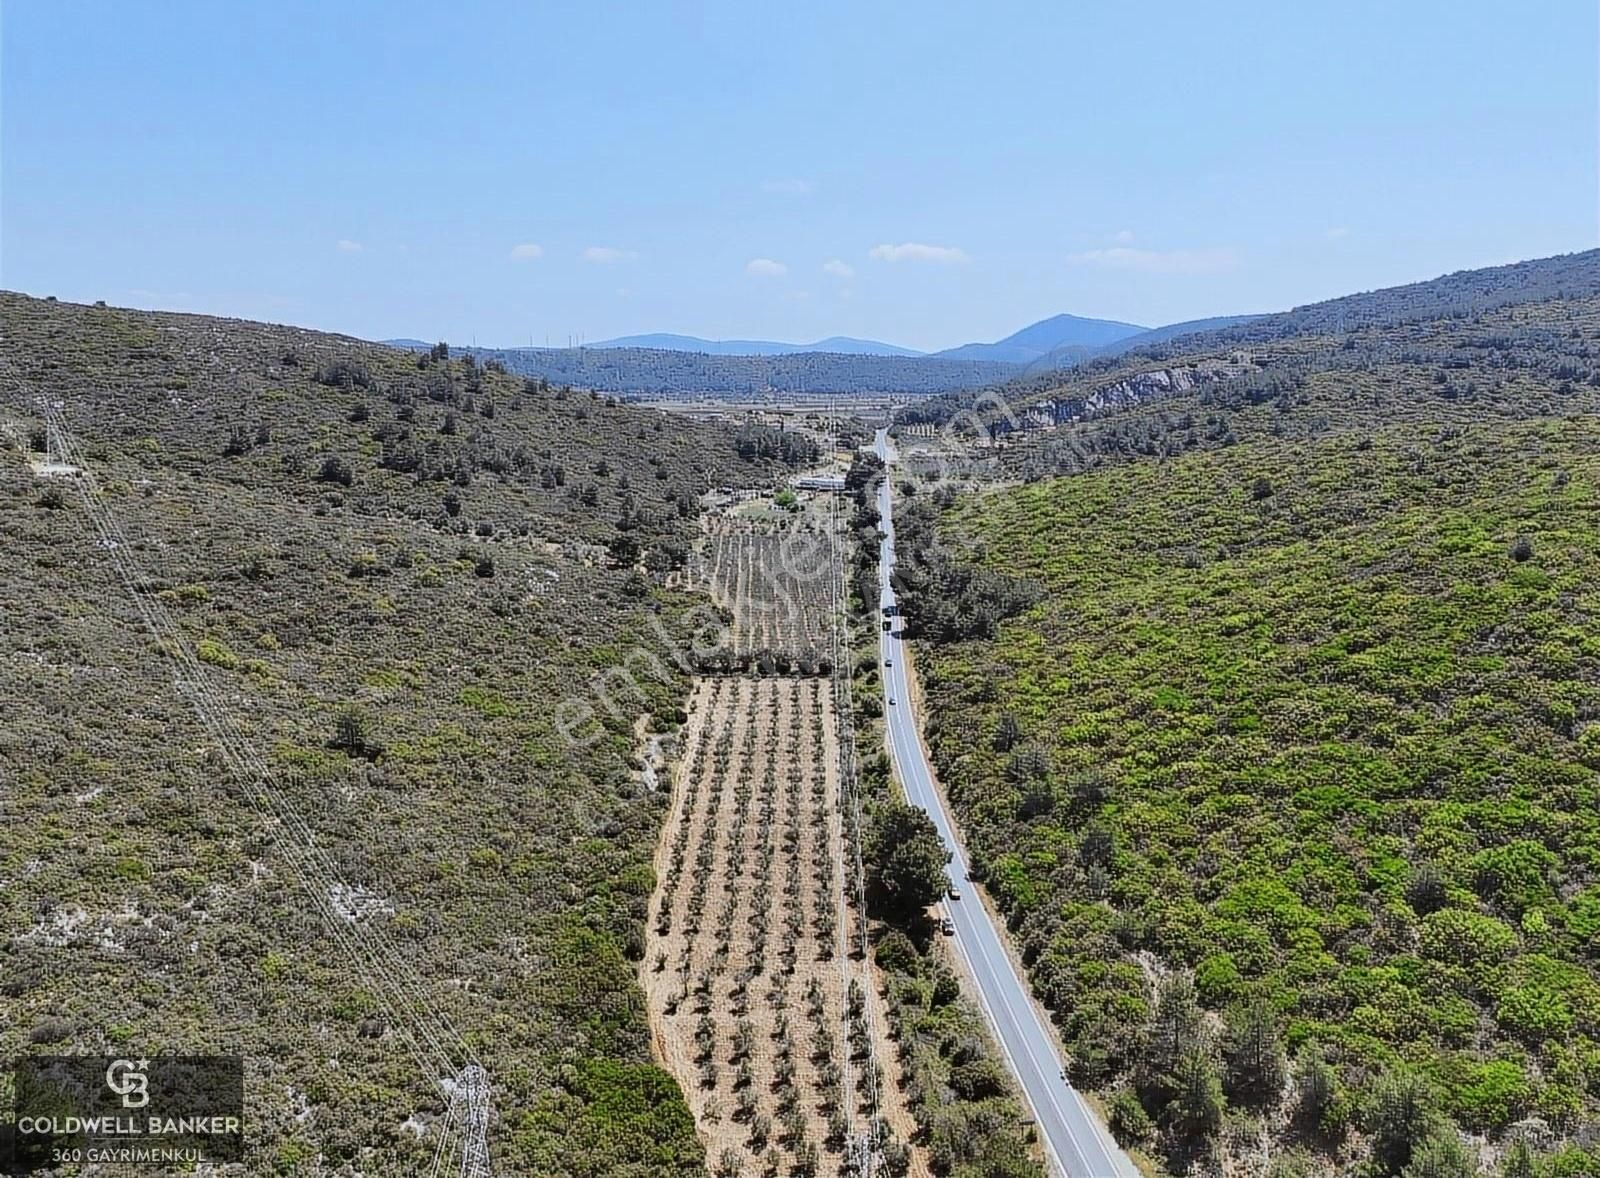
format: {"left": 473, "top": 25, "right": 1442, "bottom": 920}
{"left": 1195, "top": 952, "right": 1244, "bottom": 1006}
{"left": 196, "top": 638, "right": 240, "bottom": 670}
{"left": 1365, "top": 1069, "right": 1441, "bottom": 1174}
{"left": 1471, "top": 840, "right": 1558, "bottom": 916}
{"left": 1450, "top": 1059, "right": 1529, "bottom": 1131}
{"left": 1420, "top": 908, "right": 1517, "bottom": 966}
{"left": 1107, "top": 1087, "right": 1153, "bottom": 1147}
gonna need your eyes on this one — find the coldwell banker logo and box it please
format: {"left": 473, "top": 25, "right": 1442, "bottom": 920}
{"left": 105, "top": 1060, "right": 150, "bottom": 1109}
{"left": 4, "top": 1055, "right": 243, "bottom": 1171}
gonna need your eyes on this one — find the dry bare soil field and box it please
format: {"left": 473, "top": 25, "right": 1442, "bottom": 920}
{"left": 643, "top": 505, "right": 925, "bottom": 1177}
{"left": 698, "top": 514, "right": 838, "bottom": 668}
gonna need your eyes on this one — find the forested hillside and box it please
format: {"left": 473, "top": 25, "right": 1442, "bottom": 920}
{"left": 898, "top": 249, "right": 1600, "bottom": 435}
{"left": 892, "top": 281, "right": 1600, "bottom": 1177}
{"left": 1200, "top": 249, "right": 1600, "bottom": 347}
{"left": 402, "top": 342, "right": 1019, "bottom": 397}
{"left": 1000, "top": 291, "right": 1600, "bottom": 486}
{"left": 0, "top": 295, "right": 806, "bottom": 1174}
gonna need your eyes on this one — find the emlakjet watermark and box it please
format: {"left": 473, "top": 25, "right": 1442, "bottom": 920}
{"left": 4, "top": 1055, "right": 243, "bottom": 1169}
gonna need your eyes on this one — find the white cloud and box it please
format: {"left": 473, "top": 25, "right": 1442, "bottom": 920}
{"left": 869, "top": 242, "right": 969, "bottom": 264}
{"left": 336, "top": 239, "right": 363, "bottom": 253}
{"left": 1067, "top": 246, "right": 1240, "bottom": 275}
{"left": 508, "top": 242, "right": 544, "bottom": 261}
{"left": 746, "top": 257, "right": 788, "bottom": 277}
{"left": 1325, "top": 226, "right": 1351, "bottom": 240}
{"left": 583, "top": 246, "right": 638, "bottom": 264}
{"left": 1112, "top": 229, "right": 1136, "bottom": 244}
{"left": 762, "top": 178, "right": 813, "bottom": 195}
{"left": 822, "top": 259, "right": 855, "bottom": 279}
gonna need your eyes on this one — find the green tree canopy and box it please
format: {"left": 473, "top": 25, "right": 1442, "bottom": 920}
{"left": 865, "top": 800, "right": 951, "bottom": 919}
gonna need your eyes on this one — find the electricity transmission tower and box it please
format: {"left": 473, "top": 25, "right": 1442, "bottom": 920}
{"left": 456, "top": 1065, "right": 494, "bottom": 1178}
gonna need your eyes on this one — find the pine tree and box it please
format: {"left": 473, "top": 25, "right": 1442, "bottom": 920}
{"left": 1222, "top": 999, "right": 1288, "bottom": 1107}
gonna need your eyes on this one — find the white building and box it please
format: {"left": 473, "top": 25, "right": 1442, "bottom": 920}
{"left": 793, "top": 474, "right": 847, "bottom": 493}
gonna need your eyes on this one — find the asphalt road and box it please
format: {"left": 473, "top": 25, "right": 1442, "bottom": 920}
{"left": 872, "top": 431, "right": 1139, "bottom": 1178}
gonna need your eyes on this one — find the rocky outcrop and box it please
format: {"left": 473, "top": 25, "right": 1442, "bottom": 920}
{"left": 1033, "top": 356, "right": 1256, "bottom": 426}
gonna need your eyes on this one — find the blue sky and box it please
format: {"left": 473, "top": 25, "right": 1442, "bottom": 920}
{"left": 3, "top": 1, "right": 1595, "bottom": 351}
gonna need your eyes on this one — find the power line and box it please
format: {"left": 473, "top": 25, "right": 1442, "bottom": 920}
{"left": 15, "top": 372, "right": 496, "bottom": 1176}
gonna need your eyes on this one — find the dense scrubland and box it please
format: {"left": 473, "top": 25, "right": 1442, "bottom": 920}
{"left": 890, "top": 261, "right": 1600, "bottom": 1177}
{"left": 0, "top": 294, "right": 810, "bottom": 1174}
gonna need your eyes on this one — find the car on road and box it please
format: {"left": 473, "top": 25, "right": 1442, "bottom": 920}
{"left": 947, "top": 886, "right": 961, "bottom": 900}
{"left": 884, "top": 658, "right": 893, "bottom": 667}
{"left": 939, "top": 918, "right": 954, "bottom": 936}
{"left": 887, "top": 696, "right": 896, "bottom": 706}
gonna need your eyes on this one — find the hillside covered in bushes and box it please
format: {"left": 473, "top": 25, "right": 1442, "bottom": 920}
{"left": 0, "top": 294, "right": 808, "bottom": 1174}
{"left": 894, "top": 278, "right": 1600, "bottom": 1177}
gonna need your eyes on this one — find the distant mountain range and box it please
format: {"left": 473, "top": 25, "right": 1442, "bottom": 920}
{"left": 386, "top": 312, "right": 1168, "bottom": 366}
{"left": 581, "top": 314, "right": 1157, "bottom": 363}
{"left": 379, "top": 310, "right": 1274, "bottom": 396}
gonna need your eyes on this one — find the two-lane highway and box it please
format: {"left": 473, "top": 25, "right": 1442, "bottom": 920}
{"left": 872, "top": 430, "right": 1138, "bottom": 1178}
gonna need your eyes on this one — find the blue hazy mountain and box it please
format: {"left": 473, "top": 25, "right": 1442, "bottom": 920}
{"left": 587, "top": 332, "right": 925, "bottom": 357}
{"left": 935, "top": 313, "right": 1148, "bottom": 364}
